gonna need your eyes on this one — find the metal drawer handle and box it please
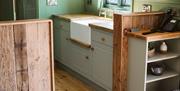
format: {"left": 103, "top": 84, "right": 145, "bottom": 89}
{"left": 60, "top": 24, "right": 63, "bottom": 28}
{"left": 101, "top": 38, "right": 106, "bottom": 42}
{"left": 66, "top": 38, "right": 69, "bottom": 40}
{"left": 85, "top": 56, "right": 89, "bottom": 60}
{"left": 91, "top": 47, "right": 94, "bottom": 51}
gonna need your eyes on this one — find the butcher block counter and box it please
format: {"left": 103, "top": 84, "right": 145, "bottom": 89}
{"left": 0, "top": 19, "right": 54, "bottom": 91}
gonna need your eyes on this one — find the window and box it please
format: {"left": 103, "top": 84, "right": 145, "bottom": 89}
{"left": 105, "top": 0, "right": 131, "bottom": 7}
{"left": 106, "top": 0, "right": 119, "bottom": 5}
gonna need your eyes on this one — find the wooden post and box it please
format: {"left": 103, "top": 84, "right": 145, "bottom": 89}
{"left": 113, "top": 12, "right": 164, "bottom": 91}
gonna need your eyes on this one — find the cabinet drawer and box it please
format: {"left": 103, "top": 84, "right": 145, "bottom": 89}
{"left": 69, "top": 49, "right": 92, "bottom": 78}
{"left": 92, "top": 29, "right": 113, "bottom": 47}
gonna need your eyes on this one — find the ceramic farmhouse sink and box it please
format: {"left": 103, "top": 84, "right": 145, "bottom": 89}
{"left": 70, "top": 18, "right": 106, "bottom": 45}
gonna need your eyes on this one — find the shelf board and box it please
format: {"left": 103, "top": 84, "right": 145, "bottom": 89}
{"left": 146, "top": 70, "right": 179, "bottom": 83}
{"left": 147, "top": 53, "right": 179, "bottom": 63}
{"left": 127, "top": 30, "right": 180, "bottom": 42}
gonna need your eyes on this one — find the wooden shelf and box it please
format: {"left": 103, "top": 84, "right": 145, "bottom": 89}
{"left": 147, "top": 52, "right": 179, "bottom": 63}
{"left": 127, "top": 30, "right": 180, "bottom": 42}
{"left": 146, "top": 70, "right": 179, "bottom": 83}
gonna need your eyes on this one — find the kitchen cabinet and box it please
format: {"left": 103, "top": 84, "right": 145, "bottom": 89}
{"left": 53, "top": 15, "right": 113, "bottom": 91}
{"left": 91, "top": 29, "right": 113, "bottom": 91}
{"left": 53, "top": 17, "right": 70, "bottom": 61}
{"left": 92, "top": 42, "right": 113, "bottom": 91}
{"left": 0, "top": 20, "right": 54, "bottom": 91}
{"left": 53, "top": 16, "right": 92, "bottom": 79}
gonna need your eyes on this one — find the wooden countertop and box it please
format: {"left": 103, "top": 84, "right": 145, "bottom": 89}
{"left": 54, "top": 14, "right": 102, "bottom": 22}
{"left": 115, "top": 11, "right": 164, "bottom": 17}
{"left": 127, "top": 30, "right": 180, "bottom": 42}
{"left": 89, "top": 20, "right": 113, "bottom": 33}
{"left": 54, "top": 14, "right": 113, "bottom": 33}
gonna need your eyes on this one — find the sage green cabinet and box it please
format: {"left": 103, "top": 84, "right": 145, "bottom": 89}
{"left": 53, "top": 16, "right": 92, "bottom": 79}
{"left": 91, "top": 29, "right": 113, "bottom": 91}
{"left": 92, "top": 42, "right": 113, "bottom": 91}
{"left": 53, "top": 17, "right": 70, "bottom": 62}
{"left": 53, "top": 16, "right": 113, "bottom": 91}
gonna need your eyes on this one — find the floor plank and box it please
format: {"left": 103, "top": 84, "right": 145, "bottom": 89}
{"left": 55, "top": 67, "right": 94, "bottom": 91}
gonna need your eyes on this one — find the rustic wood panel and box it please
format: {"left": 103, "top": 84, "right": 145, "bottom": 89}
{"left": 113, "top": 12, "right": 164, "bottom": 91}
{"left": 13, "top": 24, "right": 29, "bottom": 91}
{"left": 113, "top": 14, "right": 123, "bottom": 91}
{"left": 0, "top": 25, "right": 17, "bottom": 91}
{"left": 26, "top": 23, "right": 52, "bottom": 91}
{"left": 0, "top": 20, "right": 54, "bottom": 91}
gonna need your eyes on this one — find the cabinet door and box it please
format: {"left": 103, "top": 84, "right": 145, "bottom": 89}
{"left": 0, "top": 25, "right": 17, "bottom": 91}
{"left": 25, "top": 23, "right": 52, "bottom": 91}
{"left": 54, "top": 24, "right": 62, "bottom": 60}
{"left": 92, "top": 42, "right": 113, "bottom": 90}
{"left": 53, "top": 18, "right": 62, "bottom": 60}
{"left": 53, "top": 18, "right": 70, "bottom": 61}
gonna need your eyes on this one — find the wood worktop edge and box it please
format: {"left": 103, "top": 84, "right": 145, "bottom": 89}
{"left": 89, "top": 24, "right": 113, "bottom": 33}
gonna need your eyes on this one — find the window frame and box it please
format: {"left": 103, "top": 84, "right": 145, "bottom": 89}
{"left": 104, "top": 0, "right": 131, "bottom": 7}
{"left": 106, "top": 0, "right": 119, "bottom": 5}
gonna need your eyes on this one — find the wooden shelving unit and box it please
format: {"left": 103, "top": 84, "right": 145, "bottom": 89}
{"left": 127, "top": 31, "right": 180, "bottom": 91}
{"left": 147, "top": 52, "right": 179, "bottom": 63}
{"left": 146, "top": 69, "right": 179, "bottom": 83}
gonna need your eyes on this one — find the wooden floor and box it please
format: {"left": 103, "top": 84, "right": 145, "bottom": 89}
{"left": 55, "top": 67, "right": 94, "bottom": 91}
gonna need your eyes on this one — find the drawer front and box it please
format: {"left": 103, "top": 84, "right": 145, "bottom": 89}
{"left": 70, "top": 49, "right": 92, "bottom": 77}
{"left": 92, "top": 29, "right": 113, "bottom": 47}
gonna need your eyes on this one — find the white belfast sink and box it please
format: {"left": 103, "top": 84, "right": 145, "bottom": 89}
{"left": 70, "top": 18, "right": 106, "bottom": 45}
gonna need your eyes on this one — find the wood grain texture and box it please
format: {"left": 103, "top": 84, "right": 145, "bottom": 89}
{"left": 26, "top": 23, "right": 52, "bottom": 91}
{"left": 0, "top": 20, "right": 54, "bottom": 91}
{"left": 55, "top": 67, "right": 93, "bottom": 91}
{"left": 14, "top": 24, "right": 29, "bottom": 91}
{"left": 116, "top": 11, "right": 164, "bottom": 16}
{"left": 53, "top": 14, "right": 110, "bottom": 22}
{"left": 127, "top": 30, "right": 180, "bottom": 42}
{"left": 0, "top": 25, "right": 17, "bottom": 91}
{"left": 113, "top": 12, "right": 164, "bottom": 91}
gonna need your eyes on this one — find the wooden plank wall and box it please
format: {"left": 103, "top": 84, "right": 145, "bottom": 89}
{"left": 113, "top": 12, "right": 164, "bottom": 91}
{"left": 0, "top": 25, "right": 17, "bottom": 91}
{"left": 0, "top": 20, "right": 54, "bottom": 91}
{"left": 14, "top": 25, "right": 29, "bottom": 91}
{"left": 26, "top": 23, "right": 52, "bottom": 91}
